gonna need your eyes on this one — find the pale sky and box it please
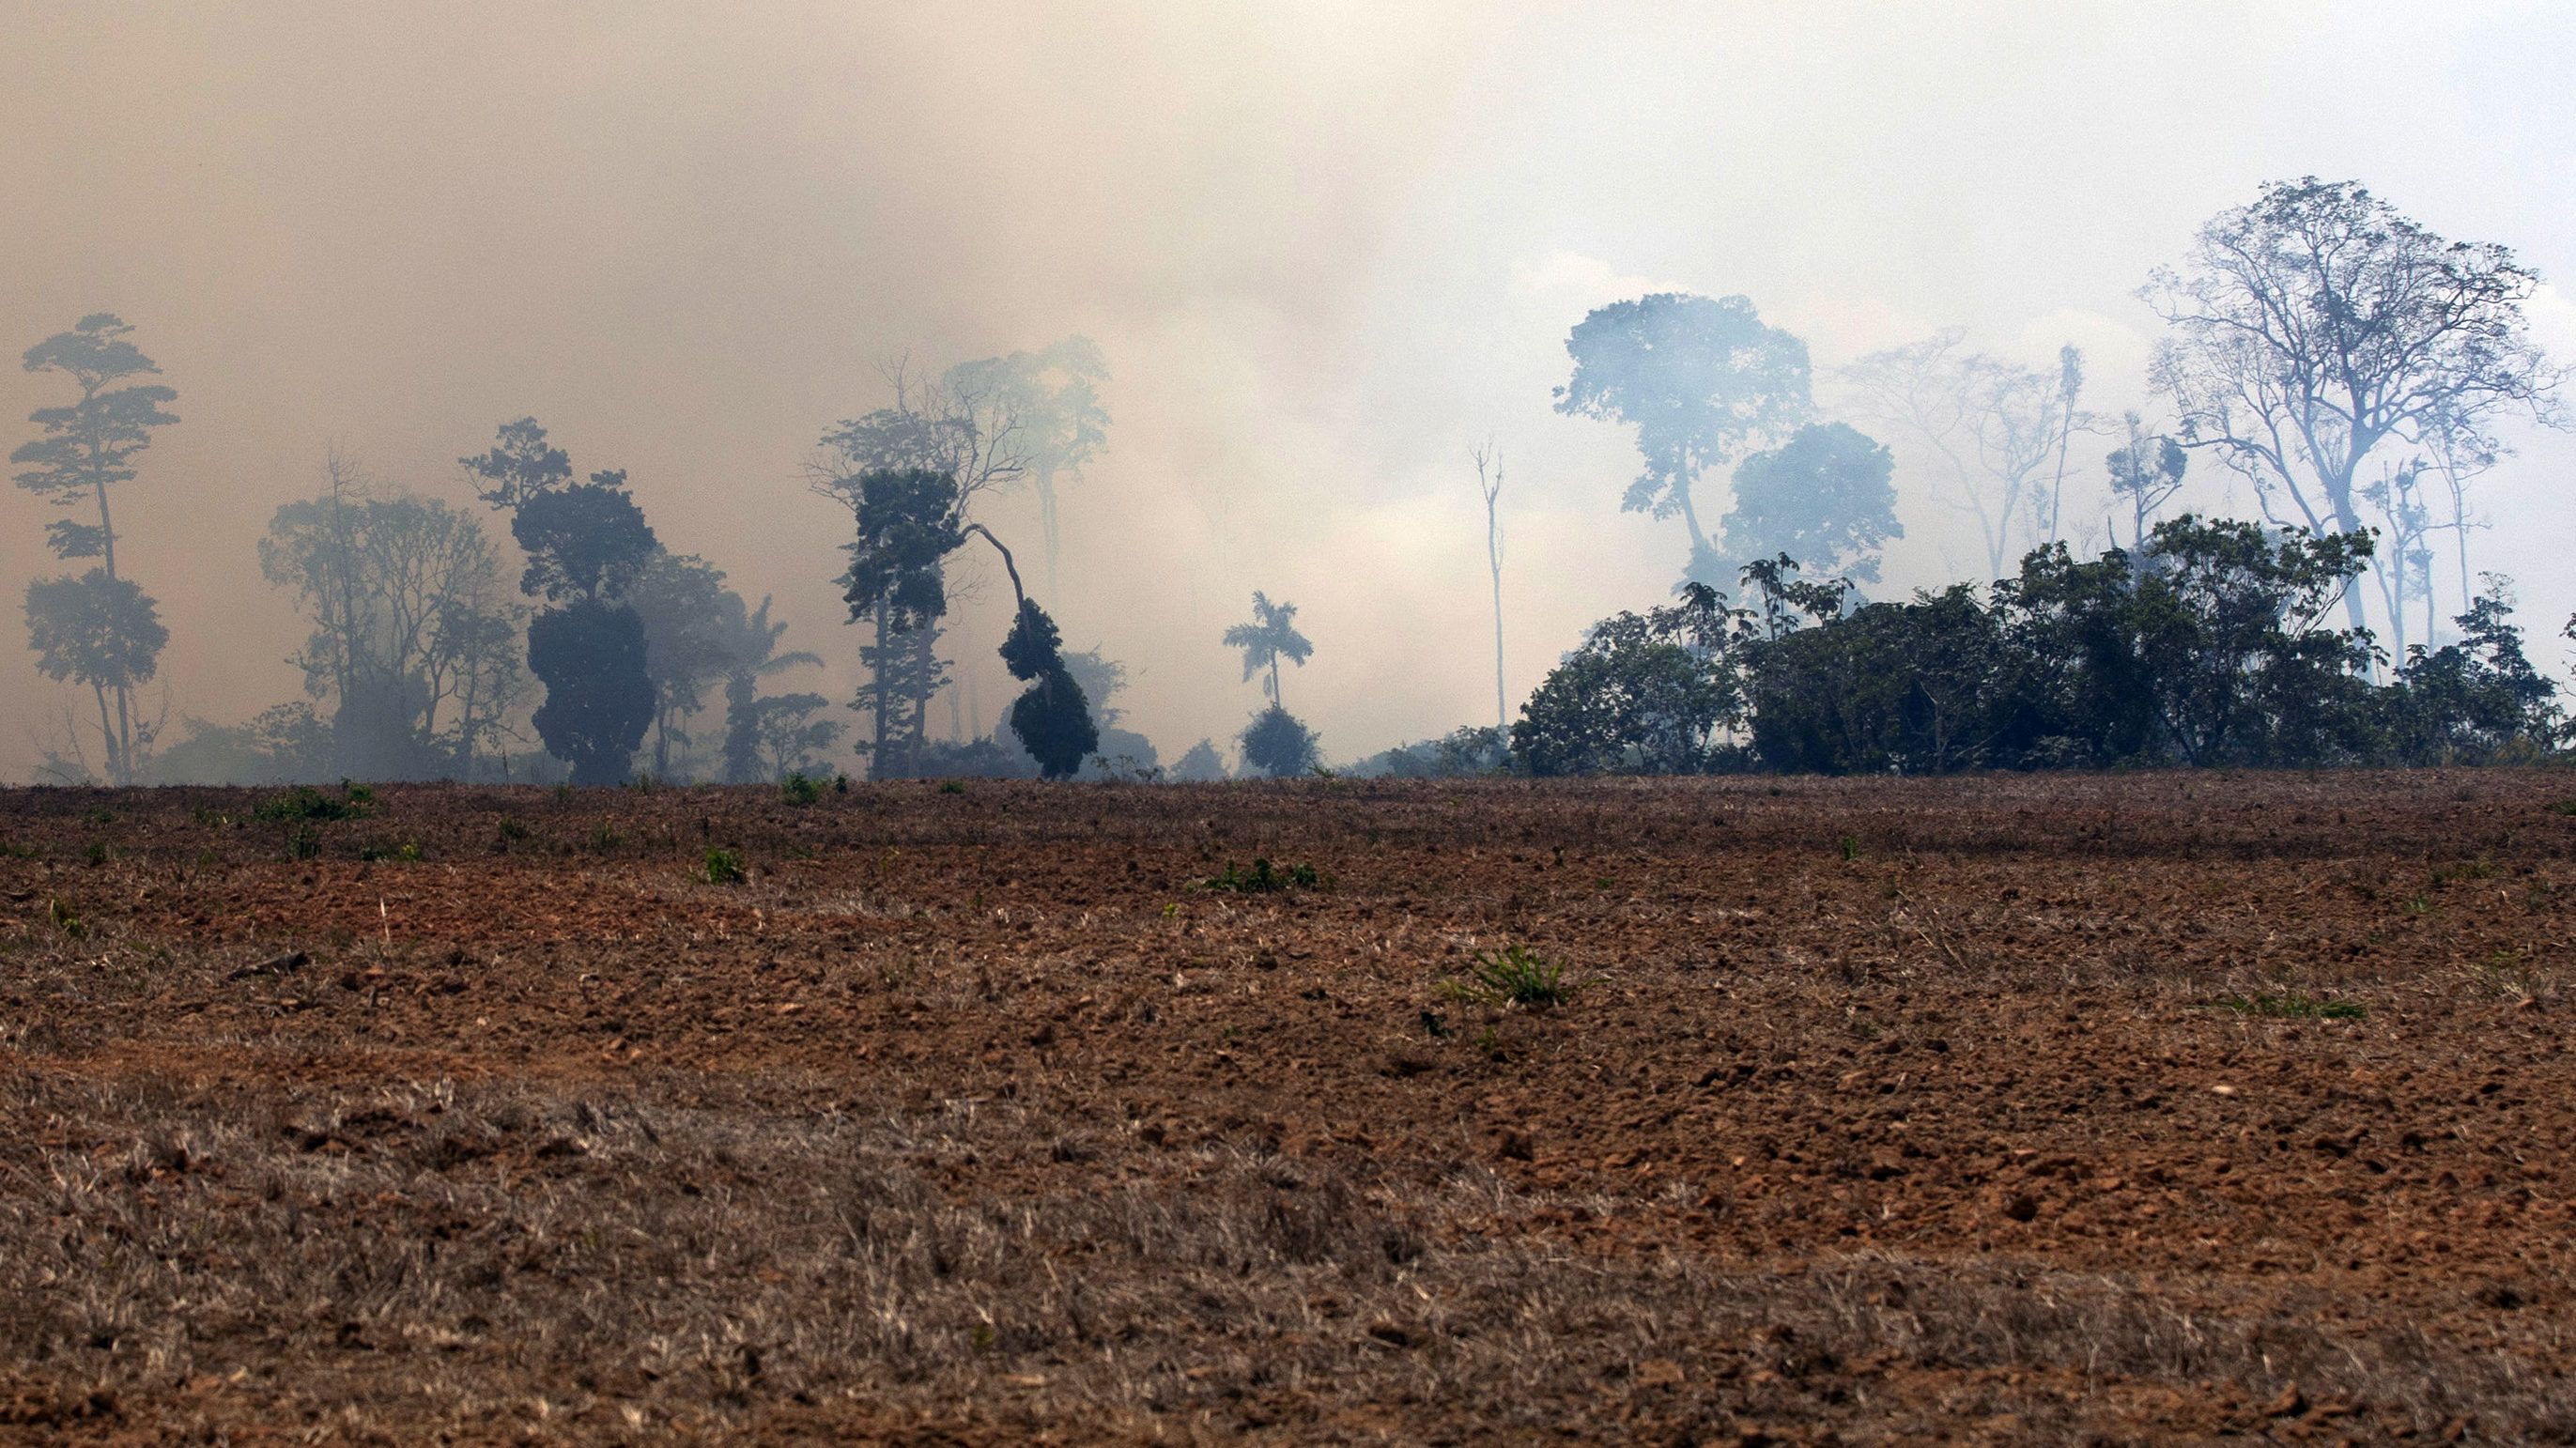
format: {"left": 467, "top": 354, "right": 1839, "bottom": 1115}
{"left": 4, "top": 1, "right": 2571, "bottom": 778}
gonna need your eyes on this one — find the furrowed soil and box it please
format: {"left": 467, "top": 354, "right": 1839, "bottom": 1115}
{"left": 3, "top": 772, "right": 2574, "bottom": 1444}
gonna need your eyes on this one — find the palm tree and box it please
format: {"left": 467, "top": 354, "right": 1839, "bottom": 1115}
{"left": 1222, "top": 591, "right": 1312, "bottom": 709}
{"left": 719, "top": 594, "right": 825, "bottom": 782}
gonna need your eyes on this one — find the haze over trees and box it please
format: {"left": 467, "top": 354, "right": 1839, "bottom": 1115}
{"left": 14, "top": 315, "right": 178, "bottom": 784}
{"left": 258, "top": 451, "right": 526, "bottom": 780}
{"left": 1842, "top": 331, "right": 2090, "bottom": 579}
{"left": 1554, "top": 293, "right": 1813, "bottom": 586}
{"left": 2143, "top": 177, "right": 2566, "bottom": 646}
{"left": 7, "top": 172, "right": 2572, "bottom": 791}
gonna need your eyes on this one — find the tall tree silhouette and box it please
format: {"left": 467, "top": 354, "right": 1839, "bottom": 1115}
{"left": 1223, "top": 591, "right": 1313, "bottom": 710}
{"left": 13, "top": 314, "right": 179, "bottom": 782}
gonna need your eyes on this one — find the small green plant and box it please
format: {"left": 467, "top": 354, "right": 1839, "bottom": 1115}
{"left": 554, "top": 782, "right": 577, "bottom": 803}
{"left": 938, "top": 779, "right": 967, "bottom": 795}
{"left": 83, "top": 841, "right": 112, "bottom": 867}
{"left": 0, "top": 841, "right": 39, "bottom": 860}
{"left": 1448, "top": 944, "right": 1575, "bottom": 1009}
{"left": 286, "top": 827, "right": 321, "bottom": 861}
{"left": 627, "top": 774, "right": 658, "bottom": 793}
{"left": 358, "top": 840, "right": 424, "bottom": 863}
{"left": 1837, "top": 835, "right": 1862, "bottom": 861}
{"left": 702, "top": 847, "right": 746, "bottom": 886}
{"left": 780, "top": 771, "right": 825, "bottom": 807}
{"left": 495, "top": 816, "right": 532, "bottom": 846}
{"left": 82, "top": 807, "right": 115, "bottom": 826}
{"left": 2548, "top": 799, "right": 2576, "bottom": 817}
{"left": 1201, "top": 857, "right": 1320, "bottom": 893}
{"left": 47, "top": 896, "right": 84, "bottom": 938}
{"left": 590, "top": 823, "right": 625, "bottom": 854}
{"left": 2431, "top": 858, "right": 2498, "bottom": 886}
{"left": 833, "top": 772, "right": 852, "bottom": 794}
{"left": 2204, "top": 993, "right": 2366, "bottom": 1020}
{"left": 255, "top": 783, "right": 372, "bottom": 823}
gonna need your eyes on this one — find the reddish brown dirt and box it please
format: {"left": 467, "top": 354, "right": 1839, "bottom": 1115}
{"left": 2, "top": 771, "right": 2573, "bottom": 1443}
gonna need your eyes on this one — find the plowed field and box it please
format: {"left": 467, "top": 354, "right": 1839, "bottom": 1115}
{"left": 3, "top": 772, "right": 2573, "bottom": 1443}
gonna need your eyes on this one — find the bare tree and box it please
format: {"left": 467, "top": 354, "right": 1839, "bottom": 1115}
{"left": 1843, "top": 331, "right": 2086, "bottom": 579}
{"left": 2142, "top": 177, "right": 2565, "bottom": 638}
{"left": 1472, "top": 439, "right": 1506, "bottom": 733}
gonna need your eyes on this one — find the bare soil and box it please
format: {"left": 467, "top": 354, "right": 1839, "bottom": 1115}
{"left": 3, "top": 771, "right": 2574, "bottom": 1443}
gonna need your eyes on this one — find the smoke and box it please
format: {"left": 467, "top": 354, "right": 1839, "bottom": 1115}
{"left": 4, "top": 1, "right": 2572, "bottom": 779}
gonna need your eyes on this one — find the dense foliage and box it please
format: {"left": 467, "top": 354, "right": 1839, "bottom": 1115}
{"left": 1515, "top": 518, "right": 2563, "bottom": 777}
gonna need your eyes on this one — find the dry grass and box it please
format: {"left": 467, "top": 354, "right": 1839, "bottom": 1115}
{"left": 3, "top": 1069, "right": 2568, "bottom": 1442}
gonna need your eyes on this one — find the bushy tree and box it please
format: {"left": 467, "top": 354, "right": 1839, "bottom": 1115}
{"left": 1555, "top": 293, "right": 1812, "bottom": 583}
{"left": 14, "top": 314, "right": 179, "bottom": 782}
{"left": 998, "top": 598, "right": 1095, "bottom": 779}
{"left": 1238, "top": 704, "right": 1319, "bottom": 778}
{"left": 528, "top": 599, "right": 656, "bottom": 785}
{"left": 23, "top": 572, "right": 168, "bottom": 771}
{"left": 1720, "top": 422, "right": 1902, "bottom": 584}
{"left": 2382, "top": 588, "right": 2562, "bottom": 762}
{"left": 1168, "top": 738, "right": 1227, "bottom": 782}
{"left": 458, "top": 417, "right": 573, "bottom": 512}
{"left": 1515, "top": 583, "right": 1741, "bottom": 778}
{"left": 511, "top": 474, "right": 659, "bottom": 605}
{"left": 464, "top": 419, "right": 660, "bottom": 784}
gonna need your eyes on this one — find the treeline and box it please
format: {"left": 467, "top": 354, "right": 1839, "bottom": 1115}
{"left": 1500, "top": 518, "right": 2561, "bottom": 778}
{"left": 11, "top": 177, "right": 2574, "bottom": 788}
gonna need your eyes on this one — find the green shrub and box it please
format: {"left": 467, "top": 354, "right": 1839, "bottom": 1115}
{"left": 702, "top": 847, "right": 746, "bottom": 885}
{"left": 780, "top": 771, "right": 825, "bottom": 806}
{"left": 1449, "top": 944, "right": 1575, "bottom": 1009}
{"left": 1202, "top": 857, "right": 1320, "bottom": 893}
{"left": 255, "top": 783, "right": 373, "bottom": 823}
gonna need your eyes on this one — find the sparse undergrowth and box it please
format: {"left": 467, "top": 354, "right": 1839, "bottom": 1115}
{"left": 1445, "top": 943, "right": 1576, "bottom": 1008}
{"left": 1200, "top": 856, "right": 1321, "bottom": 893}
{"left": 0, "top": 770, "right": 2572, "bottom": 1443}
{"left": 2204, "top": 992, "right": 2367, "bottom": 1020}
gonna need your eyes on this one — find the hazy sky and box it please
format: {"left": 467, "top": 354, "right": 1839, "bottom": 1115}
{"left": 5, "top": 1, "right": 2572, "bottom": 778}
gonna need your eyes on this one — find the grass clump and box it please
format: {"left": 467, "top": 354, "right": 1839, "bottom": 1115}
{"left": 47, "top": 896, "right": 84, "bottom": 938}
{"left": 1446, "top": 944, "right": 1576, "bottom": 1009}
{"left": 2205, "top": 992, "right": 2366, "bottom": 1021}
{"left": 780, "top": 771, "right": 825, "bottom": 807}
{"left": 285, "top": 827, "right": 321, "bottom": 861}
{"left": 1202, "top": 857, "right": 1320, "bottom": 893}
{"left": 702, "top": 847, "right": 747, "bottom": 886}
{"left": 255, "top": 781, "right": 374, "bottom": 823}
{"left": 495, "top": 816, "right": 532, "bottom": 847}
